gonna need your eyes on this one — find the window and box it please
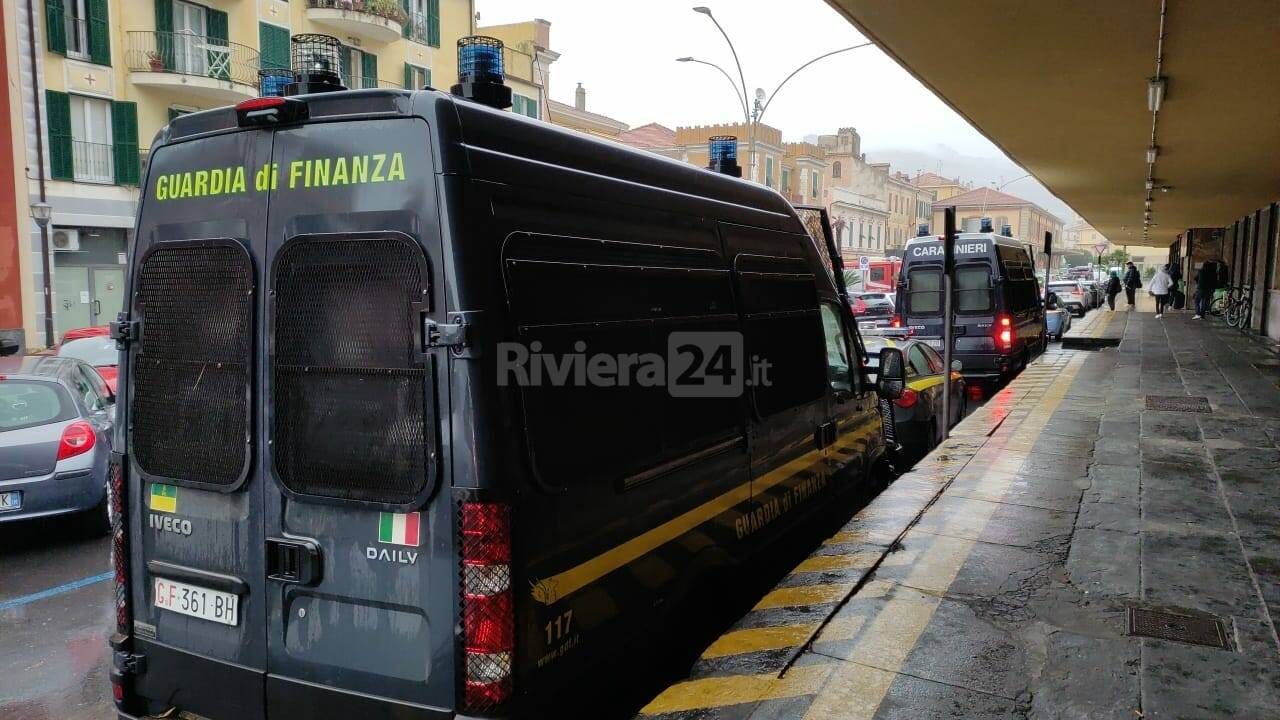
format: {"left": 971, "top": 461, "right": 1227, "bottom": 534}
{"left": 820, "top": 304, "right": 852, "bottom": 393}
{"left": 0, "top": 381, "right": 74, "bottom": 431}
{"left": 70, "top": 95, "right": 113, "bottom": 183}
{"left": 65, "top": 0, "right": 89, "bottom": 58}
{"left": 46, "top": 0, "right": 109, "bottom": 64}
{"left": 919, "top": 343, "right": 945, "bottom": 374}
{"left": 765, "top": 156, "right": 775, "bottom": 188}
{"left": 907, "top": 346, "right": 931, "bottom": 379}
{"left": 832, "top": 161, "right": 842, "bottom": 178}
{"left": 907, "top": 268, "right": 943, "bottom": 314}
{"left": 812, "top": 171, "right": 820, "bottom": 198}
{"left": 512, "top": 94, "right": 539, "bottom": 119}
{"left": 954, "top": 264, "right": 993, "bottom": 313}
{"left": 404, "top": 63, "right": 431, "bottom": 90}
{"left": 781, "top": 168, "right": 791, "bottom": 193}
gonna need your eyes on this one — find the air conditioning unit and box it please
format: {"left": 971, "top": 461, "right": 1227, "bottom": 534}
{"left": 51, "top": 228, "right": 80, "bottom": 252}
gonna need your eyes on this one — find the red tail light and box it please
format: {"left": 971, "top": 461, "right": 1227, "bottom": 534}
{"left": 893, "top": 387, "right": 919, "bottom": 409}
{"left": 57, "top": 421, "right": 96, "bottom": 460}
{"left": 997, "top": 314, "right": 1015, "bottom": 351}
{"left": 968, "top": 384, "right": 985, "bottom": 402}
{"left": 462, "top": 502, "right": 513, "bottom": 711}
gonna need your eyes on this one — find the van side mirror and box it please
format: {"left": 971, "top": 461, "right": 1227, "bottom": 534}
{"left": 876, "top": 347, "right": 905, "bottom": 399}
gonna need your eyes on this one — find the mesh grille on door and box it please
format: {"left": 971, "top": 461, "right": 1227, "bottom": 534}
{"left": 272, "top": 236, "right": 430, "bottom": 505}
{"left": 131, "top": 241, "right": 252, "bottom": 487}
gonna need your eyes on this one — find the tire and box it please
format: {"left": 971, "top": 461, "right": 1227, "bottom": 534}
{"left": 80, "top": 496, "right": 111, "bottom": 537}
{"left": 1210, "top": 297, "right": 1227, "bottom": 317}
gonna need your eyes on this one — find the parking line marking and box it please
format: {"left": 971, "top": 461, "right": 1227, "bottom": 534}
{"left": 0, "top": 571, "right": 113, "bottom": 611}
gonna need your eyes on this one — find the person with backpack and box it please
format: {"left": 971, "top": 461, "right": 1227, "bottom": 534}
{"left": 1123, "top": 262, "right": 1142, "bottom": 309}
{"left": 1167, "top": 261, "right": 1184, "bottom": 311}
{"left": 1105, "top": 271, "right": 1122, "bottom": 310}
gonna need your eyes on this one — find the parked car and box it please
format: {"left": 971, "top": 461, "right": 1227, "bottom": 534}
{"left": 863, "top": 332, "right": 966, "bottom": 466}
{"left": 857, "top": 292, "right": 896, "bottom": 318}
{"left": 0, "top": 355, "right": 115, "bottom": 535}
{"left": 1087, "top": 280, "right": 1105, "bottom": 308}
{"left": 1045, "top": 293, "right": 1073, "bottom": 340}
{"left": 59, "top": 325, "right": 110, "bottom": 346}
{"left": 57, "top": 334, "right": 120, "bottom": 393}
{"left": 847, "top": 294, "right": 869, "bottom": 316}
{"left": 1047, "top": 280, "right": 1090, "bottom": 317}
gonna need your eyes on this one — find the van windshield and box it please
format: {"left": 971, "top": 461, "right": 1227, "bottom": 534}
{"left": 954, "top": 265, "right": 993, "bottom": 313}
{"left": 907, "top": 268, "right": 943, "bottom": 315}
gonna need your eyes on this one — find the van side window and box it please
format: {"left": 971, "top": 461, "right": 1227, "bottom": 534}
{"left": 907, "top": 268, "right": 942, "bottom": 314}
{"left": 954, "top": 265, "right": 993, "bottom": 313}
{"left": 819, "top": 303, "right": 852, "bottom": 393}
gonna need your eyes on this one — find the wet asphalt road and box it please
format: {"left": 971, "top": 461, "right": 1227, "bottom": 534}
{"left": 0, "top": 515, "right": 115, "bottom": 720}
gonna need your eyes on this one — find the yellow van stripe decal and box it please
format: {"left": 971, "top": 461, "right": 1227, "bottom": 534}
{"left": 534, "top": 428, "right": 873, "bottom": 604}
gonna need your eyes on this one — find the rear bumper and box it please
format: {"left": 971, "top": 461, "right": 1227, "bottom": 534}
{"left": 0, "top": 468, "right": 105, "bottom": 523}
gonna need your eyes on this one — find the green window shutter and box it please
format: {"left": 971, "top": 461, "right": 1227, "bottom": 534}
{"left": 525, "top": 97, "right": 538, "bottom": 119}
{"left": 423, "top": 67, "right": 431, "bottom": 88}
{"left": 154, "top": 0, "right": 173, "bottom": 69}
{"left": 259, "top": 23, "right": 289, "bottom": 70}
{"left": 403, "top": 63, "right": 413, "bottom": 89}
{"left": 46, "top": 0, "right": 67, "bottom": 55}
{"left": 45, "top": 90, "right": 73, "bottom": 180}
{"left": 427, "top": 0, "right": 439, "bottom": 47}
{"left": 87, "top": 0, "right": 110, "bottom": 65}
{"left": 401, "top": 0, "right": 411, "bottom": 38}
{"left": 361, "top": 52, "right": 377, "bottom": 89}
{"left": 206, "top": 9, "right": 229, "bottom": 80}
{"left": 112, "top": 101, "right": 140, "bottom": 185}
{"left": 510, "top": 95, "right": 523, "bottom": 115}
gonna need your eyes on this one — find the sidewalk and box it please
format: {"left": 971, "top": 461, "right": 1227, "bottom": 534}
{"left": 638, "top": 307, "right": 1280, "bottom": 719}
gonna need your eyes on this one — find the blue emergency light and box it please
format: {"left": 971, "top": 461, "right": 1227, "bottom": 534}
{"left": 707, "top": 135, "right": 742, "bottom": 178}
{"left": 452, "top": 36, "right": 512, "bottom": 109}
{"left": 980, "top": 217, "right": 994, "bottom": 232}
{"left": 917, "top": 223, "right": 930, "bottom": 236}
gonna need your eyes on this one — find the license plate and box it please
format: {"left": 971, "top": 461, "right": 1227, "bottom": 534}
{"left": 153, "top": 577, "right": 238, "bottom": 626}
{"left": 0, "top": 491, "right": 20, "bottom": 512}
{"left": 925, "top": 339, "right": 943, "bottom": 350}
{"left": 859, "top": 321, "right": 880, "bottom": 331}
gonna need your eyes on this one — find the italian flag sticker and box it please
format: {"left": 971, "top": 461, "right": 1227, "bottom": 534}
{"left": 378, "top": 512, "right": 421, "bottom": 546}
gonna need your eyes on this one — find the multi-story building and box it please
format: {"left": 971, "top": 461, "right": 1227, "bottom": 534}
{"left": 931, "top": 186, "right": 1064, "bottom": 267}
{"left": 8, "top": 0, "right": 557, "bottom": 347}
{"left": 1062, "top": 216, "right": 1111, "bottom": 256}
{"left": 814, "top": 128, "right": 888, "bottom": 256}
{"left": 873, "top": 165, "right": 933, "bottom": 251}
{"left": 909, "top": 170, "right": 969, "bottom": 201}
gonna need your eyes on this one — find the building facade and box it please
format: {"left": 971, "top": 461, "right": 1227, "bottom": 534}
{"left": 909, "top": 170, "right": 969, "bottom": 201}
{"left": 547, "top": 83, "right": 627, "bottom": 140}
{"left": 931, "top": 186, "right": 1064, "bottom": 267}
{"left": 8, "top": 0, "right": 561, "bottom": 348}
{"left": 1062, "top": 216, "right": 1111, "bottom": 255}
{"left": 873, "top": 165, "right": 933, "bottom": 251}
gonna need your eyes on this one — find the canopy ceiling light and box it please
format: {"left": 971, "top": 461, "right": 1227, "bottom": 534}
{"left": 1146, "top": 146, "right": 1159, "bottom": 163}
{"left": 1147, "top": 77, "right": 1166, "bottom": 112}
{"left": 1145, "top": 179, "right": 1155, "bottom": 191}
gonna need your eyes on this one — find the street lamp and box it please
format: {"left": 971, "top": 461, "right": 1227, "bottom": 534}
{"left": 675, "top": 57, "right": 748, "bottom": 121}
{"left": 29, "top": 201, "right": 55, "bottom": 347}
{"left": 681, "top": 5, "right": 874, "bottom": 183}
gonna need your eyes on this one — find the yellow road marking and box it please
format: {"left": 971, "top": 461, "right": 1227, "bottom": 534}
{"left": 638, "top": 664, "right": 832, "bottom": 715}
{"left": 793, "top": 552, "right": 882, "bottom": 574}
{"left": 754, "top": 583, "right": 851, "bottom": 610}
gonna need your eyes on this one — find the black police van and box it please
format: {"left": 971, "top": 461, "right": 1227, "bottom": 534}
{"left": 107, "top": 36, "right": 907, "bottom": 720}
{"left": 895, "top": 221, "right": 1045, "bottom": 387}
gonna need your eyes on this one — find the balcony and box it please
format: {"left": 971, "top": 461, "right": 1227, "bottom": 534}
{"left": 126, "top": 31, "right": 259, "bottom": 103}
{"left": 404, "top": 12, "right": 437, "bottom": 47}
{"left": 306, "top": 0, "right": 405, "bottom": 45}
{"left": 72, "top": 140, "right": 113, "bottom": 184}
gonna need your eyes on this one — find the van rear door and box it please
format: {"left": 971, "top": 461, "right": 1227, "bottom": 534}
{"left": 127, "top": 128, "right": 272, "bottom": 720}
{"left": 259, "top": 116, "right": 454, "bottom": 717}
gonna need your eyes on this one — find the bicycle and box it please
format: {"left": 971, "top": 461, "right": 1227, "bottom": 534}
{"left": 1209, "top": 285, "right": 1239, "bottom": 318}
{"left": 1226, "top": 285, "right": 1253, "bottom": 329}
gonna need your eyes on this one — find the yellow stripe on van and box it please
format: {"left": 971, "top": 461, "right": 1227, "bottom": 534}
{"left": 532, "top": 430, "right": 872, "bottom": 605}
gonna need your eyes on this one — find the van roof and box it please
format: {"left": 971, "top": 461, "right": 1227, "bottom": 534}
{"left": 159, "top": 88, "right": 797, "bottom": 226}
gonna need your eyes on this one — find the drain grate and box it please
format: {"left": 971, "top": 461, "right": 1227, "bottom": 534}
{"left": 1126, "top": 607, "right": 1231, "bottom": 649}
{"left": 1061, "top": 337, "right": 1122, "bottom": 351}
{"left": 1144, "top": 395, "right": 1212, "bottom": 413}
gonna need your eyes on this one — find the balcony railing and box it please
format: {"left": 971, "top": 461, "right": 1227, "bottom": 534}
{"left": 405, "top": 12, "right": 429, "bottom": 45}
{"left": 126, "top": 30, "right": 260, "bottom": 87}
{"left": 73, "top": 140, "right": 114, "bottom": 184}
{"left": 308, "top": 0, "right": 406, "bottom": 25}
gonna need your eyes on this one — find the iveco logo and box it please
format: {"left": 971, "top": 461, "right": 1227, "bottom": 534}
{"left": 149, "top": 513, "right": 192, "bottom": 536}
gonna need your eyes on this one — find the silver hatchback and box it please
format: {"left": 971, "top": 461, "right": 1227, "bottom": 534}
{"left": 0, "top": 355, "right": 115, "bottom": 534}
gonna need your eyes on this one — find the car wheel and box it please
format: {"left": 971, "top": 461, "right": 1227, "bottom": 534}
{"left": 80, "top": 496, "right": 111, "bottom": 537}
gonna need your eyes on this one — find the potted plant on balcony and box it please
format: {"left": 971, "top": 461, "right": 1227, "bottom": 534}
{"left": 146, "top": 51, "right": 165, "bottom": 71}
{"left": 366, "top": 0, "right": 407, "bottom": 24}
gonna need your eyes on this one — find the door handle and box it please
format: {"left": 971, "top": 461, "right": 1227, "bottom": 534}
{"left": 815, "top": 421, "right": 836, "bottom": 449}
{"left": 266, "top": 537, "right": 323, "bottom": 586}
{"left": 93, "top": 299, "right": 102, "bottom": 317}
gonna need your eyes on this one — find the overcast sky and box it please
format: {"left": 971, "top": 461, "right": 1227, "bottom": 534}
{"left": 476, "top": 0, "right": 1075, "bottom": 222}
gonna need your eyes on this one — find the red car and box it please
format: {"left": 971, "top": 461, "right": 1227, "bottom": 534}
{"left": 56, "top": 330, "right": 118, "bottom": 394}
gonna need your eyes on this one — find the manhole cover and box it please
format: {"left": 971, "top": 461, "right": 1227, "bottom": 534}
{"left": 1144, "top": 395, "right": 1212, "bottom": 413}
{"left": 1126, "top": 607, "right": 1230, "bottom": 649}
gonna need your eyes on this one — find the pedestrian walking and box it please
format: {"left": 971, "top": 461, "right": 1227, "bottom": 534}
{"left": 1167, "top": 261, "right": 1184, "bottom": 311}
{"left": 1149, "top": 264, "right": 1173, "bottom": 318}
{"left": 1105, "top": 271, "right": 1122, "bottom": 310}
{"left": 1123, "top": 262, "right": 1142, "bottom": 309}
{"left": 1193, "top": 259, "right": 1221, "bottom": 319}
